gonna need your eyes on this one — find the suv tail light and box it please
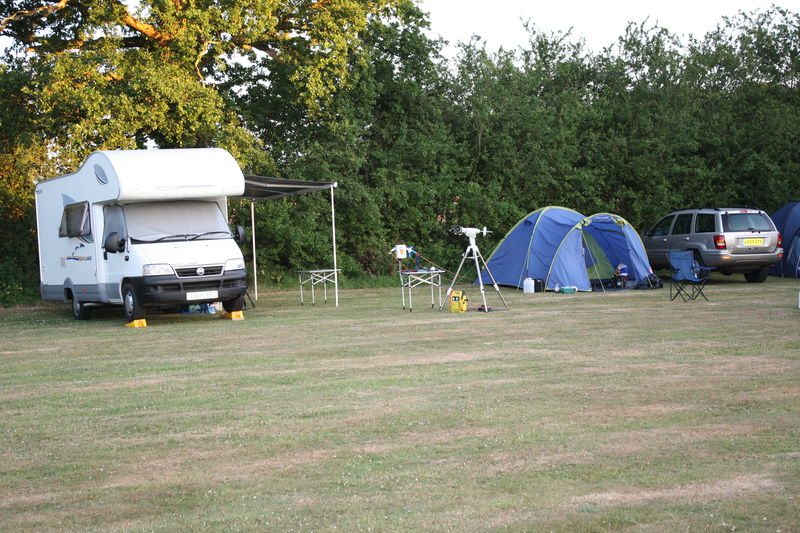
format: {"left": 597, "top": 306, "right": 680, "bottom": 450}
{"left": 713, "top": 235, "right": 726, "bottom": 249}
{"left": 777, "top": 233, "right": 782, "bottom": 247}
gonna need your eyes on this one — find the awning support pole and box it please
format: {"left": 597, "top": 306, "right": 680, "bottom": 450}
{"left": 251, "top": 200, "right": 258, "bottom": 299}
{"left": 331, "top": 185, "right": 339, "bottom": 307}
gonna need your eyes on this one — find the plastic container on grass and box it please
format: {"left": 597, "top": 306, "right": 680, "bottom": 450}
{"left": 523, "top": 278, "right": 535, "bottom": 293}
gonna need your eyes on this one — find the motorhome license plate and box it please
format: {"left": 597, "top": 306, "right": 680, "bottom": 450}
{"left": 742, "top": 238, "right": 763, "bottom": 246}
{"left": 186, "top": 290, "right": 218, "bottom": 301}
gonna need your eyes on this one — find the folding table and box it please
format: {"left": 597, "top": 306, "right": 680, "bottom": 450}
{"left": 298, "top": 268, "right": 340, "bottom": 306}
{"left": 398, "top": 269, "right": 444, "bottom": 311}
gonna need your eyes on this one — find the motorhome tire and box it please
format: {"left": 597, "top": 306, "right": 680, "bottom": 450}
{"left": 223, "top": 295, "right": 244, "bottom": 313}
{"left": 72, "top": 299, "right": 91, "bottom": 320}
{"left": 123, "top": 283, "right": 146, "bottom": 321}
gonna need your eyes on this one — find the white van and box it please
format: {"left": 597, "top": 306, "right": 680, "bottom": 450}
{"left": 35, "top": 148, "right": 249, "bottom": 322}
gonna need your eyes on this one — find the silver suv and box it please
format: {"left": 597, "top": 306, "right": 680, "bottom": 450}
{"left": 642, "top": 208, "right": 783, "bottom": 282}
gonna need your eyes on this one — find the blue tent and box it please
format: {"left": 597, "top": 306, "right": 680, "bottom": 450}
{"left": 479, "top": 206, "right": 653, "bottom": 291}
{"left": 769, "top": 202, "right": 800, "bottom": 278}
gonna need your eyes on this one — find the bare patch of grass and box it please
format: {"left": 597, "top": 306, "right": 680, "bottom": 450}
{"left": 572, "top": 473, "right": 781, "bottom": 506}
{"left": 1, "top": 278, "right": 799, "bottom": 531}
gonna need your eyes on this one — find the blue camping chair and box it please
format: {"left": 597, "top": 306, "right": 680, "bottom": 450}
{"left": 669, "top": 251, "right": 714, "bottom": 302}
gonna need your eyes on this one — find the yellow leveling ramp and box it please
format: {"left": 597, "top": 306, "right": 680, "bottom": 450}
{"left": 221, "top": 311, "right": 244, "bottom": 320}
{"left": 125, "top": 319, "right": 147, "bottom": 328}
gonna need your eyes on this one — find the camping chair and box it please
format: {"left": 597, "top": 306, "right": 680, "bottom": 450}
{"left": 669, "top": 251, "right": 714, "bottom": 302}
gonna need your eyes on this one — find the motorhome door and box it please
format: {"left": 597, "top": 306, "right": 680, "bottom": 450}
{"left": 101, "top": 205, "right": 128, "bottom": 302}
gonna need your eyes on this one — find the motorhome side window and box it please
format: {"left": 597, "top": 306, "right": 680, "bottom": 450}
{"left": 58, "top": 202, "right": 91, "bottom": 238}
{"left": 103, "top": 205, "right": 127, "bottom": 243}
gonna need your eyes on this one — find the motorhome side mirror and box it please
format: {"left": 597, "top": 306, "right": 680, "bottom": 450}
{"left": 234, "top": 225, "right": 246, "bottom": 245}
{"left": 104, "top": 232, "right": 125, "bottom": 253}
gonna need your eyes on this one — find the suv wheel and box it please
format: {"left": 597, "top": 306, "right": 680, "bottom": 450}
{"left": 744, "top": 266, "right": 769, "bottom": 283}
{"left": 692, "top": 251, "right": 711, "bottom": 279}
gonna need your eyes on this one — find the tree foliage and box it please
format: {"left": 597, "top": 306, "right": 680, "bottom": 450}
{"left": 0, "top": 0, "right": 415, "bottom": 302}
{"left": 1, "top": 4, "right": 799, "bottom": 302}
{"left": 242, "top": 6, "right": 799, "bottom": 278}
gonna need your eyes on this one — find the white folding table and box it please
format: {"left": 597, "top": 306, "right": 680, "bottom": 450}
{"left": 298, "top": 268, "right": 341, "bottom": 306}
{"left": 398, "top": 269, "right": 444, "bottom": 312}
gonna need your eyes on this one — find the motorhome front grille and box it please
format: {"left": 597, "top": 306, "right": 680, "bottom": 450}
{"left": 183, "top": 280, "right": 221, "bottom": 291}
{"left": 175, "top": 265, "right": 223, "bottom": 278}
{"left": 145, "top": 283, "right": 180, "bottom": 293}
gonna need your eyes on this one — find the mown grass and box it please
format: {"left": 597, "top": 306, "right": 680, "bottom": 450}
{"left": 1, "top": 274, "right": 799, "bottom": 532}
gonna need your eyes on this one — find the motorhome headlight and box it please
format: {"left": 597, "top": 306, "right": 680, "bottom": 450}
{"left": 225, "top": 258, "right": 246, "bottom": 272}
{"left": 142, "top": 263, "right": 174, "bottom": 276}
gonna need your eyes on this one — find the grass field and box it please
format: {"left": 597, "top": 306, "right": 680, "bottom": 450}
{"left": 1, "top": 275, "right": 799, "bottom": 532}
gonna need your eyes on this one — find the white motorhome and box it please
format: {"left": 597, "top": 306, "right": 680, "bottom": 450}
{"left": 35, "top": 148, "right": 249, "bottom": 322}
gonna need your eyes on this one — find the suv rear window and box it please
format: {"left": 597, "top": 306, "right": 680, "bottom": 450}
{"left": 695, "top": 213, "right": 716, "bottom": 233}
{"left": 722, "top": 212, "right": 773, "bottom": 232}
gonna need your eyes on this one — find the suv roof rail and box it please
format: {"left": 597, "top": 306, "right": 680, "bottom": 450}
{"left": 674, "top": 207, "right": 762, "bottom": 212}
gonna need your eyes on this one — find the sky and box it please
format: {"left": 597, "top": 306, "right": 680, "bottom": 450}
{"left": 3, "top": 2, "right": 797, "bottom": 58}
{"left": 419, "top": 0, "right": 800, "bottom": 55}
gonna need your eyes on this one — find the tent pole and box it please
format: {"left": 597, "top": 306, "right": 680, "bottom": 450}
{"left": 330, "top": 185, "right": 339, "bottom": 307}
{"left": 518, "top": 230, "right": 537, "bottom": 290}
{"left": 620, "top": 228, "right": 653, "bottom": 288}
{"left": 583, "top": 232, "right": 605, "bottom": 293}
{"left": 251, "top": 200, "right": 258, "bottom": 300}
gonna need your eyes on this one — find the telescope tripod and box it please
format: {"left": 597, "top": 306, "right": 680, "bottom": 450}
{"left": 440, "top": 237, "right": 508, "bottom": 312}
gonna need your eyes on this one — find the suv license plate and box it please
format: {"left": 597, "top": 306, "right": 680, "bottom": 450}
{"left": 187, "top": 290, "right": 218, "bottom": 301}
{"left": 742, "top": 238, "right": 764, "bottom": 246}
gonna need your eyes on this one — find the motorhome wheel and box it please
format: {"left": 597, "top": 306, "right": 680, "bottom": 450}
{"left": 223, "top": 295, "right": 244, "bottom": 313}
{"left": 123, "top": 283, "right": 146, "bottom": 322}
{"left": 72, "top": 299, "right": 91, "bottom": 320}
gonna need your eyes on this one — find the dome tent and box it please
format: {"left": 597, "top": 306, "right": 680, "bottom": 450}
{"left": 769, "top": 201, "right": 800, "bottom": 278}
{"left": 478, "top": 206, "right": 654, "bottom": 291}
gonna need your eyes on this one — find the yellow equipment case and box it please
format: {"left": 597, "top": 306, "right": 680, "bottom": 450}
{"left": 449, "top": 290, "right": 468, "bottom": 312}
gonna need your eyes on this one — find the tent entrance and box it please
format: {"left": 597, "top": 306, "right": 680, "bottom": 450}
{"left": 582, "top": 232, "right": 615, "bottom": 288}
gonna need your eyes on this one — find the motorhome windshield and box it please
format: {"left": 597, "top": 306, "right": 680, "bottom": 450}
{"left": 125, "top": 201, "right": 231, "bottom": 243}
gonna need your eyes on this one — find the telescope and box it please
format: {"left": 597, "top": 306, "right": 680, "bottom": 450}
{"left": 440, "top": 225, "right": 507, "bottom": 312}
{"left": 449, "top": 226, "right": 490, "bottom": 239}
